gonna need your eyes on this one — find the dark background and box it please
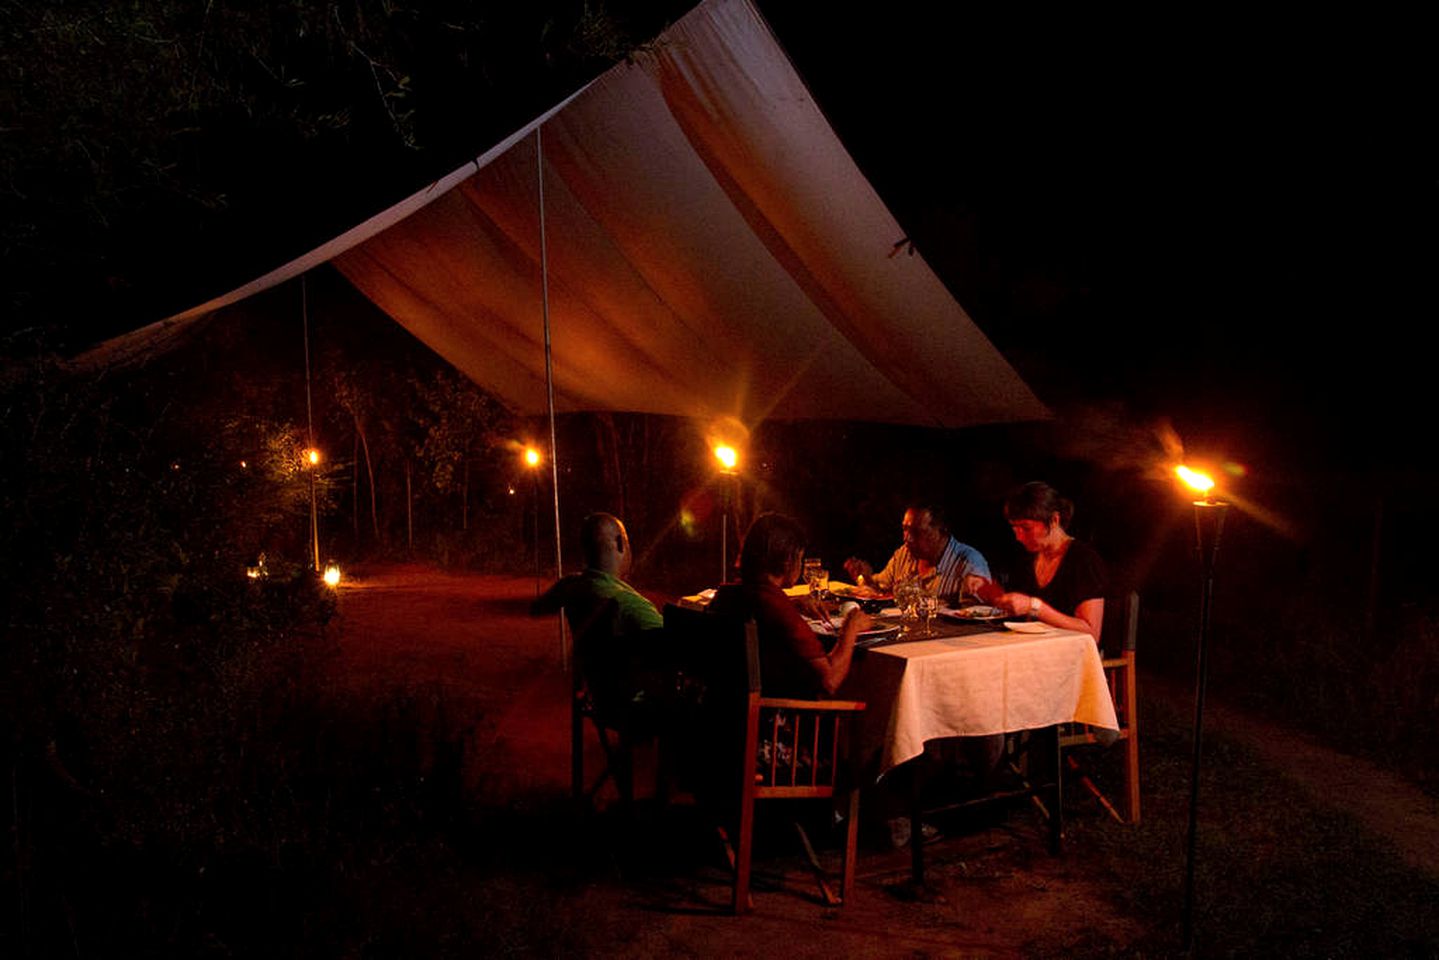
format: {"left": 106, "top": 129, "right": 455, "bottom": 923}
{"left": 2, "top": 7, "right": 1435, "bottom": 955}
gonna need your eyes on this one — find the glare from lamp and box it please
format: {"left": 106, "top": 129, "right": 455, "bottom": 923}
{"left": 323, "top": 563, "right": 341, "bottom": 587}
{"left": 524, "top": 447, "right": 541, "bottom": 468}
{"left": 1176, "top": 465, "right": 1215, "bottom": 496}
{"left": 306, "top": 448, "right": 321, "bottom": 467}
{"left": 714, "top": 444, "right": 738, "bottom": 472}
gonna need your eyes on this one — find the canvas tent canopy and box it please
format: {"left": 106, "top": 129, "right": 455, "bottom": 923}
{"left": 78, "top": 0, "right": 1046, "bottom": 430}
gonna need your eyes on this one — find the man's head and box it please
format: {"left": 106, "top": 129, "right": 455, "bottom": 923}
{"left": 738, "top": 512, "right": 807, "bottom": 586}
{"left": 580, "top": 512, "right": 632, "bottom": 576}
{"left": 901, "top": 504, "right": 949, "bottom": 565}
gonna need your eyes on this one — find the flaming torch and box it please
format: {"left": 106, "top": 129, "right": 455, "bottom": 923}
{"left": 1176, "top": 464, "right": 1228, "bottom": 951}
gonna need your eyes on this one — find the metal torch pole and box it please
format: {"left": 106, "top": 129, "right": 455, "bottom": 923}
{"left": 720, "top": 474, "right": 732, "bottom": 584}
{"left": 1182, "top": 499, "right": 1227, "bottom": 951}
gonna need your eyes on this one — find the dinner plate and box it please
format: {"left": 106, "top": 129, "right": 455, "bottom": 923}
{"left": 1003, "top": 620, "right": 1052, "bottom": 634}
{"left": 854, "top": 625, "right": 903, "bottom": 647}
{"left": 943, "top": 605, "right": 1007, "bottom": 623}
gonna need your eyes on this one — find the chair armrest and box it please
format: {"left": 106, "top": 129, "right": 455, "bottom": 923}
{"left": 758, "top": 696, "right": 866, "bottom": 712}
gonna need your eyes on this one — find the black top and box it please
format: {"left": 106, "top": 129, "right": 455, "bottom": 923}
{"left": 1009, "top": 539, "right": 1109, "bottom": 617}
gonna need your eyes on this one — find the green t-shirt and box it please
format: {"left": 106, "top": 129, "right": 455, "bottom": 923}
{"left": 531, "top": 568, "right": 663, "bottom": 635}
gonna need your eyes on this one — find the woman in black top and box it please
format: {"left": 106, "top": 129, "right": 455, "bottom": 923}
{"left": 994, "top": 482, "right": 1108, "bottom": 643}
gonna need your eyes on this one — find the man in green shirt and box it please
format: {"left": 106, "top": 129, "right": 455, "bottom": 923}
{"left": 531, "top": 512, "right": 664, "bottom": 717}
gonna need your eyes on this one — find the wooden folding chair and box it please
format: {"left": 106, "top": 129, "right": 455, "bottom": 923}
{"left": 567, "top": 597, "right": 648, "bottom": 810}
{"left": 664, "top": 603, "right": 866, "bottom": 914}
{"left": 1060, "top": 590, "right": 1141, "bottom": 823}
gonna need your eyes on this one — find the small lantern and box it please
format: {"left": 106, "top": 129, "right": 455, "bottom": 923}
{"left": 323, "top": 562, "right": 342, "bottom": 588}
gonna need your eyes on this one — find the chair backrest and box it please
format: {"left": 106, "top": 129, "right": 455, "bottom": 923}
{"left": 662, "top": 602, "right": 754, "bottom": 703}
{"left": 566, "top": 596, "right": 626, "bottom": 719}
{"left": 1101, "top": 590, "right": 1140, "bottom": 658}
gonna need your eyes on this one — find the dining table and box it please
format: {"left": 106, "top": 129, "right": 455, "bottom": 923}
{"left": 833, "top": 610, "right": 1119, "bottom": 884}
{"left": 678, "top": 584, "right": 1121, "bottom": 883}
{"left": 841, "top": 616, "right": 1119, "bottom": 778}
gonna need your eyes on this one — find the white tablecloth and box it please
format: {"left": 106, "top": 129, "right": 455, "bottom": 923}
{"left": 849, "top": 627, "right": 1119, "bottom": 777}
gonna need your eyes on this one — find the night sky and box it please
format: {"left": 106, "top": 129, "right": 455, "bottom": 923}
{"left": 4, "top": 3, "right": 1432, "bottom": 471}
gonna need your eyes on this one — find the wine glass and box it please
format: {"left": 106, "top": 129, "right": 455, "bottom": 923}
{"left": 803, "top": 557, "right": 822, "bottom": 593}
{"left": 916, "top": 590, "right": 939, "bottom": 638}
{"left": 894, "top": 578, "right": 918, "bottom": 634}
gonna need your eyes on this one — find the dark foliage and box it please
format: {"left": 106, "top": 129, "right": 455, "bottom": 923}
{"left": 1, "top": 0, "right": 696, "bottom": 350}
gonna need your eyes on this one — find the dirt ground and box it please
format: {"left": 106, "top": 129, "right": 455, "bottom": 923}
{"left": 326, "top": 563, "right": 1438, "bottom": 957}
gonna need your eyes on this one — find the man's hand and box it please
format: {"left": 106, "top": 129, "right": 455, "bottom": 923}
{"left": 843, "top": 556, "right": 873, "bottom": 584}
{"left": 963, "top": 575, "right": 1004, "bottom": 605}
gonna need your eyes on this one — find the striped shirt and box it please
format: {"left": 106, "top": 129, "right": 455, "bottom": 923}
{"left": 872, "top": 536, "right": 991, "bottom": 603}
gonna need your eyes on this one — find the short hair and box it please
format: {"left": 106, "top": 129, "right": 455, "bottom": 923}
{"left": 1003, "top": 482, "right": 1074, "bottom": 528}
{"left": 579, "top": 512, "right": 621, "bottom": 567}
{"left": 738, "top": 512, "right": 806, "bottom": 583}
{"left": 905, "top": 501, "right": 949, "bottom": 535}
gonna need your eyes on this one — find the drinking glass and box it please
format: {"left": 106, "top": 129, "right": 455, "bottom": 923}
{"left": 895, "top": 579, "right": 919, "bottom": 634}
{"left": 803, "top": 557, "right": 823, "bottom": 593}
{"left": 916, "top": 591, "right": 939, "bottom": 637}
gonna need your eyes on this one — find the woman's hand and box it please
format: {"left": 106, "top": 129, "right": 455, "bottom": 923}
{"left": 799, "top": 592, "right": 828, "bottom": 622}
{"left": 997, "top": 591, "right": 1034, "bottom": 618}
{"left": 841, "top": 604, "right": 874, "bottom": 635}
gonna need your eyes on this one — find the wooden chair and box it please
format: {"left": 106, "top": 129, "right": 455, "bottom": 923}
{"left": 567, "top": 597, "right": 650, "bottom": 810}
{"left": 663, "top": 603, "right": 866, "bottom": 914}
{"left": 1060, "top": 590, "right": 1141, "bottom": 823}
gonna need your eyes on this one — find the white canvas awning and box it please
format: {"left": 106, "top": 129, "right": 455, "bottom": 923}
{"left": 77, "top": 0, "right": 1047, "bottom": 429}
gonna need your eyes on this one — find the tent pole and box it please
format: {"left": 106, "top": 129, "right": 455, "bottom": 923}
{"left": 302, "top": 275, "right": 320, "bottom": 573}
{"left": 537, "top": 127, "right": 567, "bottom": 673}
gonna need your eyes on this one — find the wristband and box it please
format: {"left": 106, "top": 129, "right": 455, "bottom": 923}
{"left": 1029, "top": 596, "right": 1042, "bottom": 617}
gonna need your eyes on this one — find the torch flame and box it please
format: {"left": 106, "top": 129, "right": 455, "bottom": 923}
{"left": 714, "top": 444, "right": 738, "bottom": 471}
{"left": 323, "top": 563, "right": 341, "bottom": 587}
{"left": 1176, "top": 465, "right": 1215, "bottom": 495}
{"left": 306, "top": 448, "right": 321, "bottom": 467}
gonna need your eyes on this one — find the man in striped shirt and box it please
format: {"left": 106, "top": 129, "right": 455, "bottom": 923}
{"left": 844, "top": 503, "right": 990, "bottom": 605}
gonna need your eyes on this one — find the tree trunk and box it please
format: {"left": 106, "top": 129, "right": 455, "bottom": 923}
{"left": 406, "top": 458, "right": 414, "bottom": 553}
{"left": 354, "top": 415, "right": 380, "bottom": 543}
{"left": 352, "top": 430, "right": 360, "bottom": 543}
{"left": 593, "top": 412, "right": 625, "bottom": 519}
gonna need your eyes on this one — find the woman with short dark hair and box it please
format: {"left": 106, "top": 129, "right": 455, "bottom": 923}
{"left": 993, "top": 481, "right": 1108, "bottom": 642}
{"left": 709, "top": 512, "right": 871, "bottom": 697}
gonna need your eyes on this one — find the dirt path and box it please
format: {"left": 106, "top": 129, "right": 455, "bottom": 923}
{"left": 325, "top": 563, "right": 1437, "bottom": 955}
{"left": 1145, "top": 675, "right": 1439, "bottom": 878}
{"left": 327, "top": 564, "right": 1145, "bottom": 956}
